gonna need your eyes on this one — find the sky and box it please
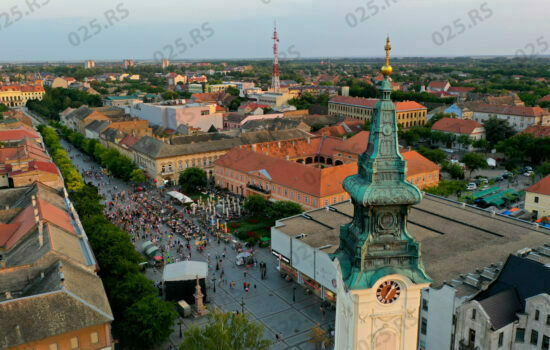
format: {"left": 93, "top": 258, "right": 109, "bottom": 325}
{"left": 0, "top": 0, "right": 548, "bottom": 61}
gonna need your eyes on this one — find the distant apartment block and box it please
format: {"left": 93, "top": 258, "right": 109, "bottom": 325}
{"left": 122, "top": 59, "right": 135, "bottom": 69}
{"left": 84, "top": 60, "right": 95, "bottom": 69}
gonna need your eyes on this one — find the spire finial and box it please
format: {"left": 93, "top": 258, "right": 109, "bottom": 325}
{"left": 381, "top": 36, "right": 392, "bottom": 77}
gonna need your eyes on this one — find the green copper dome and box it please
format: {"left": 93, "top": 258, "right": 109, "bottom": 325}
{"left": 331, "top": 38, "right": 431, "bottom": 290}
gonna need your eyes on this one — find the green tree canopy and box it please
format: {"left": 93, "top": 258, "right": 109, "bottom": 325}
{"left": 130, "top": 169, "right": 146, "bottom": 183}
{"left": 243, "top": 195, "right": 269, "bottom": 217}
{"left": 179, "top": 167, "right": 207, "bottom": 193}
{"left": 180, "top": 309, "right": 272, "bottom": 350}
{"left": 119, "top": 295, "right": 177, "bottom": 350}
{"left": 483, "top": 116, "right": 515, "bottom": 147}
{"left": 226, "top": 86, "right": 240, "bottom": 96}
{"left": 269, "top": 201, "right": 303, "bottom": 220}
{"left": 461, "top": 153, "right": 488, "bottom": 177}
{"left": 417, "top": 146, "right": 447, "bottom": 164}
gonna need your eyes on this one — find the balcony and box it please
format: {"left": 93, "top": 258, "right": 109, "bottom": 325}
{"left": 459, "top": 340, "right": 479, "bottom": 350}
{"left": 246, "top": 183, "right": 271, "bottom": 195}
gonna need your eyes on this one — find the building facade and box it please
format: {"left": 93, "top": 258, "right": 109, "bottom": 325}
{"left": 524, "top": 175, "right": 550, "bottom": 219}
{"left": 469, "top": 103, "right": 550, "bottom": 132}
{"left": 0, "top": 85, "right": 45, "bottom": 107}
{"left": 328, "top": 96, "right": 428, "bottom": 129}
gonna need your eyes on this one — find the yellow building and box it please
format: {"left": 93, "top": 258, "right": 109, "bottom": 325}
{"left": 0, "top": 85, "right": 45, "bottom": 107}
{"left": 328, "top": 96, "right": 427, "bottom": 129}
{"left": 525, "top": 175, "right": 550, "bottom": 219}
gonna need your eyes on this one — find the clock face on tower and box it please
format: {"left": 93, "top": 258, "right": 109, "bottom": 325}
{"left": 376, "top": 281, "right": 401, "bottom": 304}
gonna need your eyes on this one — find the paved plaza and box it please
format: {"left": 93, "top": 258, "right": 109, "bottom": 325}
{"left": 62, "top": 139, "right": 336, "bottom": 350}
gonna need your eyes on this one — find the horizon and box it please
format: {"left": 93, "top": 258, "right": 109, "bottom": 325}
{"left": 0, "top": 0, "right": 548, "bottom": 61}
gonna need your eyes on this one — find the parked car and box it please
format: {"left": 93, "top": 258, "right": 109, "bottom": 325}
{"left": 502, "top": 172, "right": 513, "bottom": 179}
{"left": 522, "top": 166, "right": 533, "bottom": 173}
{"left": 481, "top": 184, "right": 489, "bottom": 190}
{"left": 495, "top": 176, "right": 504, "bottom": 182}
{"left": 523, "top": 171, "right": 534, "bottom": 177}
{"left": 466, "top": 183, "right": 477, "bottom": 190}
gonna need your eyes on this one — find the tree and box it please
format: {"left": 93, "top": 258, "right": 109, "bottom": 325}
{"left": 483, "top": 116, "right": 515, "bottom": 147}
{"left": 363, "top": 120, "right": 371, "bottom": 131}
{"left": 208, "top": 124, "right": 218, "bottom": 133}
{"left": 162, "top": 90, "right": 179, "bottom": 100}
{"left": 180, "top": 309, "right": 271, "bottom": 350}
{"left": 457, "top": 135, "right": 472, "bottom": 147}
{"left": 130, "top": 169, "right": 146, "bottom": 183}
{"left": 399, "top": 130, "right": 420, "bottom": 146}
{"left": 226, "top": 86, "right": 240, "bottom": 97}
{"left": 536, "top": 162, "right": 550, "bottom": 177}
{"left": 473, "top": 138, "right": 489, "bottom": 152}
{"left": 243, "top": 195, "right": 268, "bottom": 217}
{"left": 269, "top": 201, "right": 303, "bottom": 220}
{"left": 424, "top": 179, "right": 467, "bottom": 198}
{"left": 461, "top": 153, "right": 488, "bottom": 177}
{"left": 228, "top": 97, "right": 243, "bottom": 111}
{"left": 119, "top": 295, "right": 177, "bottom": 350}
{"left": 308, "top": 324, "right": 332, "bottom": 350}
{"left": 442, "top": 162, "right": 465, "bottom": 179}
{"left": 417, "top": 146, "right": 447, "bottom": 164}
{"left": 179, "top": 167, "right": 207, "bottom": 193}
{"left": 310, "top": 123, "right": 325, "bottom": 132}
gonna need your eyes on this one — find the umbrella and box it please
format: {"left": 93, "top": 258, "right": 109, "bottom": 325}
{"left": 154, "top": 256, "right": 163, "bottom": 261}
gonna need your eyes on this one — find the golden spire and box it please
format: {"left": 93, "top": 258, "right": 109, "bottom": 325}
{"left": 381, "top": 36, "right": 392, "bottom": 77}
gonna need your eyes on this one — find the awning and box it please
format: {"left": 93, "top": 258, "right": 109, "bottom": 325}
{"left": 167, "top": 191, "right": 193, "bottom": 203}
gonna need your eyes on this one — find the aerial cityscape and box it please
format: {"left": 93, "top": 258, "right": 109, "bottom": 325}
{"left": 0, "top": 1, "right": 550, "bottom": 350}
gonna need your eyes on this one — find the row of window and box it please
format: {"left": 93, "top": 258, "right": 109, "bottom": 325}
{"left": 217, "top": 167, "right": 347, "bottom": 207}
{"left": 330, "top": 104, "right": 426, "bottom": 121}
{"left": 160, "top": 155, "right": 221, "bottom": 174}
{"left": 48, "top": 331, "right": 100, "bottom": 350}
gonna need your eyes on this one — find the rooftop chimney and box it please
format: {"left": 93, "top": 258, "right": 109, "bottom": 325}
{"left": 38, "top": 221, "right": 44, "bottom": 247}
{"left": 307, "top": 136, "right": 310, "bottom": 144}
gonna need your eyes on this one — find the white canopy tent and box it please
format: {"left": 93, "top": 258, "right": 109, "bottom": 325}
{"left": 162, "top": 261, "right": 208, "bottom": 282}
{"left": 167, "top": 191, "right": 193, "bottom": 204}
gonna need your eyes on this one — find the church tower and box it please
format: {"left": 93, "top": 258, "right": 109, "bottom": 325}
{"left": 331, "top": 38, "right": 431, "bottom": 350}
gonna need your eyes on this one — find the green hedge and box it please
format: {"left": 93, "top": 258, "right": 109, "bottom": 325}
{"left": 39, "top": 125, "right": 176, "bottom": 349}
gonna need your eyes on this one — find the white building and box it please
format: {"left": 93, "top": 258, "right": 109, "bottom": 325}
{"left": 469, "top": 103, "right": 550, "bottom": 132}
{"left": 453, "top": 252, "right": 550, "bottom": 350}
{"left": 126, "top": 101, "right": 223, "bottom": 131}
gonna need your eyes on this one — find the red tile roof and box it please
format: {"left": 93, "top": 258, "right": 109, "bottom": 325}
{"left": 215, "top": 148, "right": 357, "bottom": 197}
{"left": 330, "top": 96, "right": 426, "bottom": 112}
{"left": 0, "top": 129, "right": 40, "bottom": 141}
{"left": 521, "top": 125, "right": 550, "bottom": 138}
{"left": 427, "top": 81, "right": 449, "bottom": 89}
{"left": 119, "top": 135, "right": 140, "bottom": 148}
{"left": 314, "top": 125, "right": 347, "bottom": 137}
{"left": 447, "top": 86, "right": 475, "bottom": 93}
{"left": 239, "top": 102, "right": 270, "bottom": 110}
{"left": 526, "top": 175, "right": 550, "bottom": 196}
{"left": 537, "top": 94, "right": 550, "bottom": 103}
{"left": 401, "top": 149, "right": 441, "bottom": 176}
{"left": 469, "top": 103, "right": 550, "bottom": 117}
{"left": 432, "top": 117, "right": 484, "bottom": 135}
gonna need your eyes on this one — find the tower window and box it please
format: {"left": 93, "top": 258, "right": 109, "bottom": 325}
{"left": 420, "top": 318, "right": 427, "bottom": 335}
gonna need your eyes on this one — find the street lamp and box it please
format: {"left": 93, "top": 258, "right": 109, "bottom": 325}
{"left": 178, "top": 318, "right": 183, "bottom": 338}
